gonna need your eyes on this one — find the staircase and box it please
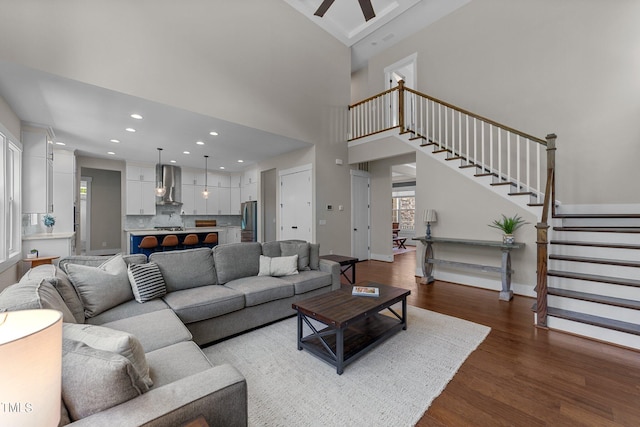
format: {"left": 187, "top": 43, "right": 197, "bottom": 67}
{"left": 544, "top": 211, "right": 640, "bottom": 350}
{"left": 348, "top": 82, "right": 640, "bottom": 350}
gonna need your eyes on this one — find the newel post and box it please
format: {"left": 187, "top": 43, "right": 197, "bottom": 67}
{"left": 398, "top": 79, "right": 405, "bottom": 134}
{"left": 535, "top": 133, "right": 557, "bottom": 328}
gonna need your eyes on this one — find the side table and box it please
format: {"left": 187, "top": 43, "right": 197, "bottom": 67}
{"left": 319, "top": 254, "right": 358, "bottom": 284}
{"left": 23, "top": 256, "right": 60, "bottom": 268}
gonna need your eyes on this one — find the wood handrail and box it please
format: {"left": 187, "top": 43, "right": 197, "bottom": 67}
{"left": 403, "top": 86, "right": 547, "bottom": 145}
{"left": 349, "top": 86, "right": 398, "bottom": 109}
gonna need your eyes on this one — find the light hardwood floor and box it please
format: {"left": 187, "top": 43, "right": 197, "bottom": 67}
{"left": 353, "top": 251, "right": 640, "bottom": 426}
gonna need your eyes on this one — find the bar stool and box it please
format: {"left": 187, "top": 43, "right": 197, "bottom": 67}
{"left": 160, "top": 234, "right": 179, "bottom": 251}
{"left": 202, "top": 233, "right": 218, "bottom": 248}
{"left": 138, "top": 236, "right": 158, "bottom": 257}
{"left": 182, "top": 233, "right": 199, "bottom": 249}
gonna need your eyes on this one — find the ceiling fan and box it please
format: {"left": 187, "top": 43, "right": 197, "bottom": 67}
{"left": 314, "top": 0, "right": 376, "bottom": 22}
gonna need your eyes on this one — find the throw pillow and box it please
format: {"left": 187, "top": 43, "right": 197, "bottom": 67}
{"left": 63, "top": 323, "right": 153, "bottom": 388}
{"left": 127, "top": 262, "right": 167, "bottom": 303}
{"left": 65, "top": 254, "right": 133, "bottom": 318}
{"left": 281, "top": 241, "right": 310, "bottom": 271}
{"left": 61, "top": 339, "right": 149, "bottom": 421}
{"left": 258, "top": 255, "right": 299, "bottom": 277}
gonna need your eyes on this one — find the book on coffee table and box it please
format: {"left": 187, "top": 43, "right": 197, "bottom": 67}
{"left": 352, "top": 286, "right": 379, "bottom": 297}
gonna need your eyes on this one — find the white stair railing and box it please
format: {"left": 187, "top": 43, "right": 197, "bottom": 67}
{"left": 348, "top": 81, "right": 548, "bottom": 201}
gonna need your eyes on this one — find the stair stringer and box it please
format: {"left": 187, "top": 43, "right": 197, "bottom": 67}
{"left": 392, "top": 131, "right": 544, "bottom": 217}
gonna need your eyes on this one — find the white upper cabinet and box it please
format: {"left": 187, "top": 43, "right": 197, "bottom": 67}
{"left": 126, "top": 163, "right": 156, "bottom": 182}
{"left": 22, "top": 126, "right": 54, "bottom": 213}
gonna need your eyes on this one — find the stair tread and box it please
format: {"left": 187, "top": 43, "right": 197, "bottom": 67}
{"left": 491, "top": 181, "right": 515, "bottom": 187}
{"left": 548, "top": 270, "right": 640, "bottom": 287}
{"left": 549, "top": 254, "right": 640, "bottom": 268}
{"left": 554, "top": 226, "right": 640, "bottom": 233}
{"left": 459, "top": 164, "right": 479, "bottom": 169}
{"left": 432, "top": 148, "right": 452, "bottom": 154}
{"left": 445, "top": 156, "right": 463, "bottom": 161}
{"left": 509, "top": 191, "right": 534, "bottom": 196}
{"left": 548, "top": 307, "right": 640, "bottom": 336}
{"left": 548, "top": 287, "right": 640, "bottom": 310}
{"left": 474, "top": 172, "right": 497, "bottom": 177}
{"left": 551, "top": 240, "right": 640, "bottom": 250}
{"left": 554, "top": 213, "right": 640, "bottom": 219}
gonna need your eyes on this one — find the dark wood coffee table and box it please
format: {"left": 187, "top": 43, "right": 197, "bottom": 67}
{"left": 292, "top": 283, "right": 410, "bottom": 374}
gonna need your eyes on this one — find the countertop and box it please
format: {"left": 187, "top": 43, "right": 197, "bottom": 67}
{"left": 126, "top": 226, "right": 239, "bottom": 236}
{"left": 23, "top": 232, "right": 76, "bottom": 240}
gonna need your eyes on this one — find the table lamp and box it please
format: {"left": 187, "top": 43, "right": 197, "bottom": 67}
{"left": 0, "top": 309, "right": 63, "bottom": 427}
{"left": 424, "top": 209, "right": 437, "bottom": 239}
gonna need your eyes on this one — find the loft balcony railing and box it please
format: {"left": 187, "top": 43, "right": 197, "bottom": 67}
{"left": 348, "top": 81, "right": 556, "bottom": 327}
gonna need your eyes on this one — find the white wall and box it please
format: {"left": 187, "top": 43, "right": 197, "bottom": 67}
{"left": 0, "top": 0, "right": 353, "bottom": 257}
{"left": 365, "top": 0, "right": 640, "bottom": 205}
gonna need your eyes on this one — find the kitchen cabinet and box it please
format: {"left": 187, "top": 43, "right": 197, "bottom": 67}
{"left": 22, "top": 126, "right": 54, "bottom": 213}
{"left": 226, "top": 226, "right": 241, "bottom": 243}
{"left": 181, "top": 184, "right": 208, "bottom": 215}
{"left": 230, "top": 173, "right": 242, "bottom": 188}
{"left": 241, "top": 168, "right": 258, "bottom": 202}
{"left": 52, "top": 149, "right": 76, "bottom": 232}
{"left": 182, "top": 168, "right": 206, "bottom": 186}
{"left": 126, "top": 162, "right": 156, "bottom": 215}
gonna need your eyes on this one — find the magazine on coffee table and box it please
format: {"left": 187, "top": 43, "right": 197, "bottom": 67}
{"left": 352, "top": 286, "right": 379, "bottom": 297}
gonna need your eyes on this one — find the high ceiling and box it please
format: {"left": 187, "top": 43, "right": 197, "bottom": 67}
{"left": 0, "top": 0, "right": 469, "bottom": 172}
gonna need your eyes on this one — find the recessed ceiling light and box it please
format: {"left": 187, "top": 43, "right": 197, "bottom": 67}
{"left": 126, "top": 128, "right": 136, "bottom": 132}
{"left": 196, "top": 141, "right": 204, "bottom": 145}
{"left": 209, "top": 131, "right": 218, "bottom": 136}
{"left": 237, "top": 159, "right": 244, "bottom": 163}
{"left": 170, "top": 160, "right": 177, "bottom": 163}
{"left": 110, "top": 139, "right": 120, "bottom": 143}
{"left": 219, "top": 166, "right": 225, "bottom": 170}
{"left": 107, "top": 151, "right": 115, "bottom": 155}
{"left": 130, "top": 114, "right": 143, "bottom": 120}
{"left": 55, "top": 142, "right": 65, "bottom": 146}
{"left": 183, "top": 151, "right": 190, "bottom": 155}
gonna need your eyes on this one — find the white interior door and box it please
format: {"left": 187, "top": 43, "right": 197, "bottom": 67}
{"left": 351, "top": 170, "right": 370, "bottom": 260}
{"left": 279, "top": 166, "right": 312, "bottom": 242}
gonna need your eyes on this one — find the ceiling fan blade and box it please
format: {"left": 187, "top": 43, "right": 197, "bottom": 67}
{"left": 314, "top": 0, "right": 336, "bottom": 17}
{"left": 358, "top": 0, "right": 376, "bottom": 21}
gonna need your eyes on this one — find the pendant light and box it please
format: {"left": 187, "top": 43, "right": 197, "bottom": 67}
{"left": 155, "top": 148, "right": 166, "bottom": 197}
{"left": 202, "top": 155, "right": 209, "bottom": 199}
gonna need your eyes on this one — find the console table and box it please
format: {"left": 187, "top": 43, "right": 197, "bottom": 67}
{"left": 413, "top": 236, "right": 524, "bottom": 301}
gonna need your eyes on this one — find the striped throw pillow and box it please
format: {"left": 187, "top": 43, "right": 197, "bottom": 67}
{"left": 127, "top": 262, "right": 167, "bottom": 303}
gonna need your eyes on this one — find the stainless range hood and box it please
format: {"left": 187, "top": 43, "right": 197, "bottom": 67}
{"left": 156, "top": 164, "right": 182, "bottom": 205}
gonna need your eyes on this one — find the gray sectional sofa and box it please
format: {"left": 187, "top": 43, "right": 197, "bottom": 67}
{"left": 0, "top": 240, "right": 340, "bottom": 427}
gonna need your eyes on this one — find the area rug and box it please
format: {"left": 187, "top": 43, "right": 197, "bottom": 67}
{"left": 202, "top": 306, "right": 490, "bottom": 427}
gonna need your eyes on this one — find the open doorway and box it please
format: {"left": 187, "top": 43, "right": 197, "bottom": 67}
{"left": 79, "top": 177, "right": 91, "bottom": 254}
{"left": 384, "top": 53, "right": 418, "bottom": 128}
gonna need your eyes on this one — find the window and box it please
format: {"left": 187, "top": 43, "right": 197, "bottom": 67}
{"left": 392, "top": 189, "right": 415, "bottom": 231}
{"left": 0, "top": 128, "right": 22, "bottom": 271}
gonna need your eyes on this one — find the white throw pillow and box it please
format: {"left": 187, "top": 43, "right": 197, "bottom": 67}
{"left": 258, "top": 255, "right": 299, "bottom": 277}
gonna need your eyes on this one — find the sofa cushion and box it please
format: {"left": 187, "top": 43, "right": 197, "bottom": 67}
{"left": 213, "top": 242, "right": 262, "bottom": 284}
{"left": 66, "top": 254, "right": 133, "bottom": 318}
{"left": 261, "top": 240, "right": 282, "bottom": 258}
{"left": 258, "top": 255, "right": 298, "bottom": 277}
{"left": 224, "top": 276, "right": 294, "bottom": 307}
{"left": 281, "top": 241, "right": 311, "bottom": 271}
{"left": 53, "top": 270, "right": 85, "bottom": 323}
{"left": 58, "top": 253, "right": 147, "bottom": 274}
{"left": 63, "top": 323, "right": 152, "bottom": 388}
{"left": 0, "top": 278, "right": 76, "bottom": 322}
{"left": 150, "top": 248, "right": 217, "bottom": 292}
{"left": 99, "top": 309, "right": 192, "bottom": 353}
{"left": 127, "top": 262, "right": 167, "bottom": 303}
{"left": 19, "top": 263, "right": 57, "bottom": 282}
{"left": 61, "top": 339, "right": 149, "bottom": 421}
{"left": 86, "top": 298, "right": 170, "bottom": 326}
{"left": 278, "top": 270, "right": 333, "bottom": 294}
{"left": 145, "top": 341, "right": 213, "bottom": 388}
{"left": 309, "top": 243, "right": 320, "bottom": 270}
{"left": 162, "top": 285, "right": 245, "bottom": 324}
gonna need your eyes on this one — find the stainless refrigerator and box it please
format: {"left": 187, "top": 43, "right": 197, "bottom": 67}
{"left": 241, "top": 201, "right": 257, "bottom": 242}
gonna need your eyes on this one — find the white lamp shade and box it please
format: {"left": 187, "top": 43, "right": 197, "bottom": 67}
{"left": 0, "top": 309, "right": 62, "bottom": 427}
{"left": 424, "top": 209, "right": 437, "bottom": 223}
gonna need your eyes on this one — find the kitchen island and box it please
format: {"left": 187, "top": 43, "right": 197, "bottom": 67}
{"left": 126, "top": 226, "right": 240, "bottom": 254}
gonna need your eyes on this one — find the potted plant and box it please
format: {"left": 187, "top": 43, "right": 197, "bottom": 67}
{"left": 488, "top": 214, "right": 528, "bottom": 244}
{"left": 42, "top": 214, "right": 56, "bottom": 233}
{"left": 27, "top": 249, "right": 39, "bottom": 259}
